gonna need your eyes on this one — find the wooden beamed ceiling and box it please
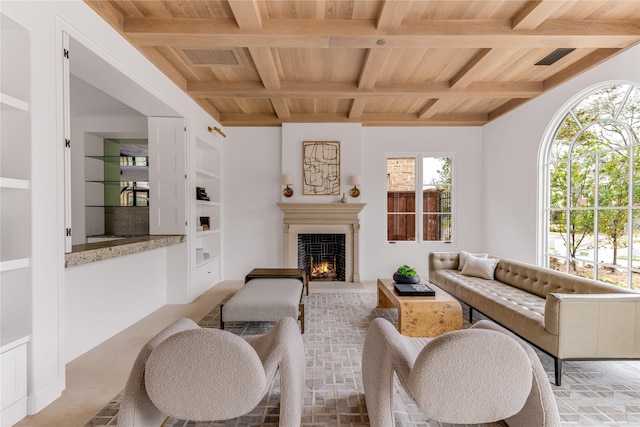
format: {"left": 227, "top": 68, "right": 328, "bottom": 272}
{"left": 85, "top": 0, "right": 640, "bottom": 127}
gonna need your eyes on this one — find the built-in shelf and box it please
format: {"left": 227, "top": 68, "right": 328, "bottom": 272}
{"left": 0, "top": 258, "right": 30, "bottom": 272}
{"left": 196, "top": 168, "right": 220, "bottom": 179}
{"left": 196, "top": 200, "right": 219, "bottom": 206}
{"left": 196, "top": 229, "right": 220, "bottom": 236}
{"left": 1, "top": 14, "right": 31, "bottom": 427}
{"left": 0, "top": 177, "right": 29, "bottom": 190}
{"left": 0, "top": 92, "right": 29, "bottom": 112}
{"left": 196, "top": 255, "right": 220, "bottom": 268}
{"left": 0, "top": 335, "right": 30, "bottom": 354}
{"left": 192, "top": 133, "right": 222, "bottom": 300}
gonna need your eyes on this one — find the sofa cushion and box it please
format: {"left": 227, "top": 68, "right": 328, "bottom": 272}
{"left": 430, "top": 270, "right": 555, "bottom": 352}
{"left": 457, "top": 250, "right": 488, "bottom": 271}
{"left": 461, "top": 256, "right": 499, "bottom": 280}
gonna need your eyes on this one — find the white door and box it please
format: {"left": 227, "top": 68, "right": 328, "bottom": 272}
{"left": 148, "top": 117, "right": 186, "bottom": 235}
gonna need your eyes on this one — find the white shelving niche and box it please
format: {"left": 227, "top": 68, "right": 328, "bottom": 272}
{"left": 192, "top": 135, "right": 221, "bottom": 300}
{"left": 1, "top": 12, "right": 32, "bottom": 427}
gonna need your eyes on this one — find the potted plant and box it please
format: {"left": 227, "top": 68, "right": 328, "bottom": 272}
{"left": 393, "top": 265, "right": 420, "bottom": 284}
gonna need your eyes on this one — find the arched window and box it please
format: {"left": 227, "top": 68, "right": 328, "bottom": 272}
{"left": 542, "top": 83, "right": 640, "bottom": 290}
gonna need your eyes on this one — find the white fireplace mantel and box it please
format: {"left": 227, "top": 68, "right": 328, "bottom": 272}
{"left": 278, "top": 203, "right": 366, "bottom": 282}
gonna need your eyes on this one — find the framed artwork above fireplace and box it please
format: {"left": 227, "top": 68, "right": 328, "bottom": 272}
{"left": 302, "top": 140, "right": 340, "bottom": 195}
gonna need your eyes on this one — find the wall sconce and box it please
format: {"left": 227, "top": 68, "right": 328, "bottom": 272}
{"left": 349, "top": 175, "right": 360, "bottom": 198}
{"left": 207, "top": 126, "right": 226, "bottom": 138}
{"left": 282, "top": 174, "right": 294, "bottom": 197}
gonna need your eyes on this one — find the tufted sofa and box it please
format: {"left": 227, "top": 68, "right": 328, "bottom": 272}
{"left": 429, "top": 252, "right": 640, "bottom": 385}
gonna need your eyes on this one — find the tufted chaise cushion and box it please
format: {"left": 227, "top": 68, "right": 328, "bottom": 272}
{"left": 222, "top": 278, "right": 302, "bottom": 322}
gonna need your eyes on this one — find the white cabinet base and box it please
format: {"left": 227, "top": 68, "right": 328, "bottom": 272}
{"left": 1, "top": 397, "right": 27, "bottom": 427}
{"left": 1, "top": 337, "right": 29, "bottom": 427}
{"left": 194, "top": 258, "right": 220, "bottom": 300}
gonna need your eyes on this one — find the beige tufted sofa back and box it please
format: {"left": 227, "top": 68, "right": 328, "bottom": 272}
{"left": 494, "top": 258, "right": 635, "bottom": 298}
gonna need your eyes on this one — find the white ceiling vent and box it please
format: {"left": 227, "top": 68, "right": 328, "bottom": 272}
{"left": 180, "top": 49, "right": 242, "bottom": 67}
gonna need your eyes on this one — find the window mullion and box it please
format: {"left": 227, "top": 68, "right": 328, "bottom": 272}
{"left": 565, "top": 158, "right": 572, "bottom": 274}
{"left": 594, "top": 153, "right": 600, "bottom": 280}
{"left": 416, "top": 155, "right": 423, "bottom": 243}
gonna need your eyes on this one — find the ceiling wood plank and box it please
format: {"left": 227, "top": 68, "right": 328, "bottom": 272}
{"left": 248, "top": 47, "right": 281, "bottom": 89}
{"left": 228, "top": 0, "right": 292, "bottom": 118}
{"left": 137, "top": 46, "right": 188, "bottom": 90}
{"left": 417, "top": 99, "right": 438, "bottom": 119}
{"left": 122, "top": 17, "right": 640, "bottom": 49}
{"left": 227, "top": 0, "right": 263, "bottom": 29}
{"left": 270, "top": 98, "right": 291, "bottom": 119}
{"left": 188, "top": 80, "right": 542, "bottom": 98}
{"left": 377, "top": 0, "right": 412, "bottom": 30}
{"left": 449, "top": 48, "right": 493, "bottom": 88}
{"left": 84, "top": 1, "right": 124, "bottom": 32}
{"left": 512, "top": 1, "right": 567, "bottom": 31}
{"left": 349, "top": 98, "right": 368, "bottom": 119}
{"left": 488, "top": 98, "right": 530, "bottom": 122}
{"left": 86, "top": 1, "right": 640, "bottom": 127}
{"left": 542, "top": 48, "right": 623, "bottom": 91}
{"left": 195, "top": 99, "right": 222, "bottom": 122}
{"left": 358, "top": 49, "right": 390, "bottom": 89}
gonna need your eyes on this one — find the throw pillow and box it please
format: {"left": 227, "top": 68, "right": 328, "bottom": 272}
{"left": 461, "top": 256, "right": 499, "bottom": 280}
{"left": 458, "top": 250, "right": 488, "bottom": 271}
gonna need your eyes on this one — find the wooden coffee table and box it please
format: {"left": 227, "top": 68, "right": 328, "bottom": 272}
{"left": 377, "top": 278, "right": 463, "bottom": 337}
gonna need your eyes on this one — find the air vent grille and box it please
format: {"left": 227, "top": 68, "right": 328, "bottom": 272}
{"left": 181, "top": 49, "right": 240, "bottom": 66}
{"left": 535, "top": 48, "right": 576, "bottom": 66}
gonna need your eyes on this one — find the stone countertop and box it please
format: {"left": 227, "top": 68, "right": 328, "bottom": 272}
{"left": 65, "top": 235, "right": 186, "bottom": 268}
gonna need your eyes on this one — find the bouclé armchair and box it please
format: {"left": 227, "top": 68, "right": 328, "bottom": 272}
{"left": 118, "top": 316, "right": 305, "bottom": 427}
{"left": 362, "top": 318, "right": 560, "bottom": 427}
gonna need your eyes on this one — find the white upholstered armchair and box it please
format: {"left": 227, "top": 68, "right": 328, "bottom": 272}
{"left": 118, "top": 316, "right": 305, "bottom": 427}
{"left": 362, "top": 318, "right": 560, "bottom": 427}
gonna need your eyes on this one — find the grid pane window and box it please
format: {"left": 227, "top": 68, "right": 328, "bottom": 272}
{"left": 543, "top": 83, "right": 640, "bottom": 289}
{"left": 387, "top": 155, "right": 454, "bottom": 243}
{"left": 387, "top": 158, "right": 416, "bottom": 241}
{"left": 422, "top": 157, "right": 452, "bottom": 242}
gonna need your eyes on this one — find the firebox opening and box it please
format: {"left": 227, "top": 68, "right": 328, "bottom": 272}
{"left": 298, "top": 234, "right": 346, "bottom": 282}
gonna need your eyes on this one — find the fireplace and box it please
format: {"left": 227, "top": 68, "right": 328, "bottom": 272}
{"left": 278, "top": 203, "right": 366, "bottom": 282}
{"left": 298, "top": 234, "right": 346, "bottom": 281}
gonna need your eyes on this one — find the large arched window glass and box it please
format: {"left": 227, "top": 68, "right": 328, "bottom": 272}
{"left": 543, "top": 83, "right": 640, "bottom": 290}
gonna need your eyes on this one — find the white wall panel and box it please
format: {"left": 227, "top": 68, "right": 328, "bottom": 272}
{"left": 65, "top": 249, "right": 166, "bottom": 362}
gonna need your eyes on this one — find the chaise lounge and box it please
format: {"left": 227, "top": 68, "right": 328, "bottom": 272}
{"left": 429, "top": 251, "right": 640, "bottom": 385}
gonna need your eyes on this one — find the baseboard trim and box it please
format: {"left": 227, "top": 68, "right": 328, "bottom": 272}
{"left": 27, "top": 377, "right": 65, "bottom": 414}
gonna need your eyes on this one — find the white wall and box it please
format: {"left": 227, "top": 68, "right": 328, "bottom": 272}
{"left": 360, "top": 127, "right": 483, "bottom": 279}
{"left": 223, "top": 124, "right": 483, "bottom": 280}
{"left": 223, "top": 127, "right": 283, "bottom": 278}
{"left": 482, "top": 46, "right": 640, "bottom": 264}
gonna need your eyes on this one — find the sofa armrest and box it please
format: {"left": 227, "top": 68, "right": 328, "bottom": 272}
{"left": 545, "top": 293, "right": 640, "bottom": 358}
{"left": 428, "top": 252, "right": 459, "bottom": 271}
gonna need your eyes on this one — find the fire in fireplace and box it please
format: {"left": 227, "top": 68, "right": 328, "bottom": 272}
{"left": 298, "top": 234, "right": 345, "bottom": 281}
{"left": 310, "top": 256, "right": 337, "bottom": 281}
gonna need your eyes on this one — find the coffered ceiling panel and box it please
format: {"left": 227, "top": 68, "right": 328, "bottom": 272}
{"left": 85, "top": 0, "right": 640, "bottom": 127}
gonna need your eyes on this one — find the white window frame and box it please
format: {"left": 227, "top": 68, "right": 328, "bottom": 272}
{"left": 386, "top": 153, "right": 455, "bottom": 244}
{"left": 538, "top": 81, "right": 639, "bottom": 289}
